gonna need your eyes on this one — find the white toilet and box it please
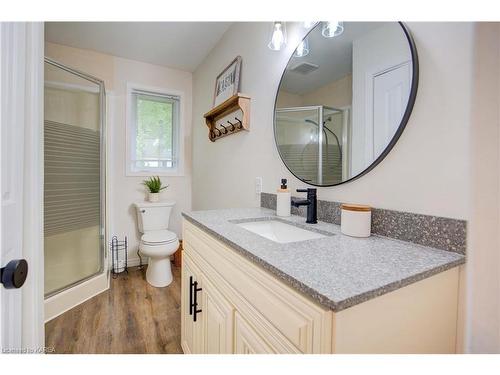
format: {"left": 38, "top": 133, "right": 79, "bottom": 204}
{"left": 134, "top": 201, "right": 179, "bottom": 287}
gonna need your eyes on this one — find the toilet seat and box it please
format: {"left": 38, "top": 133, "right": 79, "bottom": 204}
{"left": 141, "top": 230, "right": 178, "bottom": 246}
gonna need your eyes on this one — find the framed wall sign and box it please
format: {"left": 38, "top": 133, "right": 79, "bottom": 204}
{"left": 213, "top": 56, "right": 242, "bottom": 107}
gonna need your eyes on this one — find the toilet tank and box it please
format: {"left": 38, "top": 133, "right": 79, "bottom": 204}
{"left": 134, "top": 201, "right": 176, "bottom": 233}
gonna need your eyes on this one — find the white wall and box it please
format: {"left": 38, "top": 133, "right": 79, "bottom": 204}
{"left": 276, "top": 74, "right": 352, "bottom": 109}
{"left": 301, "top": 74, "right": 352, "bottom": 108}
{"left": 192, "top": 22, "right": 473, "bottom": 221}
{"left": 466, "top": 22, "right": 500, "bottom": 353}
{"left": 46, "top": 42, "right": 193, "bottom": 265}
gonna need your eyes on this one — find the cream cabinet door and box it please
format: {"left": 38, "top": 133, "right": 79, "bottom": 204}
{"left": 201, "top": 275, "right": 235, "bottom": 354}
{"left": 181, "top": 255, "right": 203, "bottom": 354}
{"left": 234, "top": 312, "right": 276, "bottom": 354}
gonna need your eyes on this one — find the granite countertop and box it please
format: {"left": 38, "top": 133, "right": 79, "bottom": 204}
{"left": 182, "top": 208, "right": 465, "bottom": 312}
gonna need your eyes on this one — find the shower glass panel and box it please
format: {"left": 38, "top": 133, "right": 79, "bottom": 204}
{"left": 275, "top": 106, "right": 345, "bottom": 185}
{"left": 275, "top": 107, "right": 320, "bottom": 184}
{"left": 44, "top": 59, "right": 105, "bottom": 297}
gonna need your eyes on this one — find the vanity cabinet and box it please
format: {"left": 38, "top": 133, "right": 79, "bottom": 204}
{"left": 181, "top": 218, "right": 460, "bottom": 354}
{"left": 181, "top": 219, "right": 333, "bottom": 354}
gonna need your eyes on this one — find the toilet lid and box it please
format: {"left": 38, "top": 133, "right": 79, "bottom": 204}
{"left": 141, "top": 230, "right": 178, "bottom": 245}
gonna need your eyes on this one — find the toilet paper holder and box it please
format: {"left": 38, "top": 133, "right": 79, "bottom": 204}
{"left": 110, "top": 236, "right": 128, "bottom": 277}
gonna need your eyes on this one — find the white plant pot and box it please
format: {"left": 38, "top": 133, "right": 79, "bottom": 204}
{"left": 148, "top": 192, "right": 160, "bottom": 202}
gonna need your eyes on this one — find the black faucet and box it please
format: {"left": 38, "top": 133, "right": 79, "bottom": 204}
{"left": 291, "top": 188, "right": 317, "bottom": 224}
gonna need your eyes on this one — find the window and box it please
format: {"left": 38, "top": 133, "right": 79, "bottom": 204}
{"left": 127, "top": 85, "right": 183, "bottom": 176}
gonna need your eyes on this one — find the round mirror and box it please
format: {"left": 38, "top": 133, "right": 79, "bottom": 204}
{"left": 274, "top": 22, "right": 418, "bottom": 186}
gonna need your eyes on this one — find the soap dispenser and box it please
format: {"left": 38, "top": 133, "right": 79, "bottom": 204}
{"left": 276, "top": 179, "right": 291, "bottom": 217}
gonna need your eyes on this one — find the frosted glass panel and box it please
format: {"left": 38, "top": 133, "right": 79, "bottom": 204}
{"left": 275, "top": 107, "right": 320, "bottom": 184}
{"left": 44, "top": 61, "right": 104, "bottom": 297}
{"left": 275, "top": 106, "right": 345, "bottom": 185}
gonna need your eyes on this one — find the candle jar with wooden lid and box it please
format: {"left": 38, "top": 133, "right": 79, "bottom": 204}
{"left": 340, "top": 204, "right": 372, "bottom": 238}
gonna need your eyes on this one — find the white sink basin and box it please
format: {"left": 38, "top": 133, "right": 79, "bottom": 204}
{"left": 236, "top": 220, "right": 326, "bottom": 243}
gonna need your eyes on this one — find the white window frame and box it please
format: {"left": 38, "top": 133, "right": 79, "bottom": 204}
{"left": 126, "top": 82, "right": 185, "bottom": 177}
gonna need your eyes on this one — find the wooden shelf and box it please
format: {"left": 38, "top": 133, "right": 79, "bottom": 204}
{"left": 203, "top": 93, "right": 250, "bottom": 142}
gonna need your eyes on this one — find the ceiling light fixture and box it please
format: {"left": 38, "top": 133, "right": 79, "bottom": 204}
{"left": 268, "top": 22, "right": 287, "bottom": 51}
{"left": 294, "top": 38, "right": 310, "bottom": 57}
{"left": 321, "top": 21, "right": 344, "bottom": 38}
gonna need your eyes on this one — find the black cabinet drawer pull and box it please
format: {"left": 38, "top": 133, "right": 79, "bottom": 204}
{"left": 189, "top": 276, "right": 202, "bottom": 321}
{"left": 193, "top": 280, "right": 202, "bottom": 322}
{"left": 189, "top": 276, "right": 194, "bottom": 315}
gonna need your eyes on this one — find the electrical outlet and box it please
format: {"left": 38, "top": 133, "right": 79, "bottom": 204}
{"left": 255, "top": 177, "right": 263, "bottom": 194}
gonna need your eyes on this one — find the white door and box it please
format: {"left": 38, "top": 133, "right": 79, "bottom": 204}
{"left": 372, "top": 62, "right": 411, "bottom": 157}
{"left": 1, "top": 22, "right": 26, "bottom": 351}
{"left": 1, "top": 22, "right": 44, "bottom": 353}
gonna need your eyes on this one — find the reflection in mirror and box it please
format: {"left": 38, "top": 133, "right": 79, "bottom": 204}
{"left": 274, "top": 22, "right": 417, "bottom": 186}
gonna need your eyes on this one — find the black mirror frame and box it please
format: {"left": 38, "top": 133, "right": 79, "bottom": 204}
{"left": 273, "top": 22, "right": 419, "bottom": 187}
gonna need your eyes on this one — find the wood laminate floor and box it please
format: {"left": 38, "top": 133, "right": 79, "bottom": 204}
{"left": 45, "top": 265, "right": 183, "bottom": 354}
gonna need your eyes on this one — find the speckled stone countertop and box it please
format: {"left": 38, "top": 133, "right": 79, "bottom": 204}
{"left": 182, "top": 208, "right": 465, "bottom": 312}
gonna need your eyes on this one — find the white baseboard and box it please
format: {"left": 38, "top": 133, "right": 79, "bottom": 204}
{"left": 128, "top": 256, "right": 148, "bottom": 267}
{"left": 44, "top": 272, "right": 108, "bottom": 322}
{"left": 127, "top": 256, "right": 175, "bottom": 268}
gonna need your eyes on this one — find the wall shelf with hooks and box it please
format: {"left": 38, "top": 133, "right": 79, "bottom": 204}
{"left": 203, "top": 93, "right": 250, "bottom": 142}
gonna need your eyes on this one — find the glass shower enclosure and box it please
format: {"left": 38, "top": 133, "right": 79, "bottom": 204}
{"left": 275, "top": 105, "right": 349, "bottom": 185}
{"left": 44, "top": 58, "right": 106, "bottom": 297}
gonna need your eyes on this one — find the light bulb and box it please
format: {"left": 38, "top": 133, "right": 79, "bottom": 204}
{"left": 268, "top": 22, "right": 287, "bottom": 51}
{"left": 294, "top": 38, "right": 309, "bottom": 57}
{"left": 321, "top": 21, "right": 344, "bottom": 38}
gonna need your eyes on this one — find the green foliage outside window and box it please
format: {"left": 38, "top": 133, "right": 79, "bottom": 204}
{"left": 136, "top": 96, "right": 173, "bottom": 162}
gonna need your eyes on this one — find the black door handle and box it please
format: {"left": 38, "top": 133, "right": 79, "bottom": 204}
{"left": 1, "top": 259, "right": 28, "bottom": 289}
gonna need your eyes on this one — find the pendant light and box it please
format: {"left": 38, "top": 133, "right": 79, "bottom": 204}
{"left": 321, "top": 21, "right": 344, "bottom": 38}
{"left": 268, "top": 22, "right": 287, "bottom": 51}
{"left": 294, "top": 38, "right": 310, "bottom": 57}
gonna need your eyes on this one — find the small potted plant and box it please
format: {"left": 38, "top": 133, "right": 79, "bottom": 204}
{"left": 142, "top": 176, "right": 168, "bottom": 202}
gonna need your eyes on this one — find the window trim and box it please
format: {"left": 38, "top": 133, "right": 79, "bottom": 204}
{"left": 126, "top": 82, "right": 185, "bottom": 177}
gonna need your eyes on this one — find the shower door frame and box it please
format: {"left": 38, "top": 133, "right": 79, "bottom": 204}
{"left": 43, "top": 57, "right": 107, "bottom": 299}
